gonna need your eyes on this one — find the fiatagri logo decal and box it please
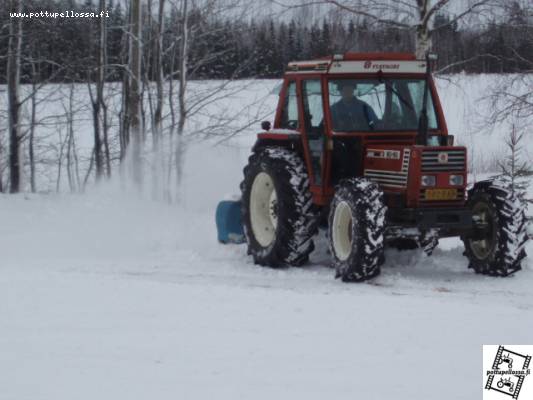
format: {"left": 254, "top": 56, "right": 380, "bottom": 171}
{"left": 364, "top": 60, "right": 400, "bottom": 70}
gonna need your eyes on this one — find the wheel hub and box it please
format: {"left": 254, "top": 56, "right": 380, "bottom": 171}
{"left": 332, "top": 201, "right": 354, "bottom": 261}
{"left": 469, "top": 202, "right": 495, "bottom": 260}
{"left": 250, "top": 172, "right": 278, "bottom": 247}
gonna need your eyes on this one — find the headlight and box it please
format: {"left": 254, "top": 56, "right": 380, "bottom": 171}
{"left": 449, "top": 175, "right": 464, "bottom": 186}
{"left": 421, "top": 175, "right": 436, "bottom": 187}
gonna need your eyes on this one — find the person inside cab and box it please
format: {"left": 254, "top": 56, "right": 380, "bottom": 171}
{"left": 330, "top": 81, "right": 378, "bottom": 131}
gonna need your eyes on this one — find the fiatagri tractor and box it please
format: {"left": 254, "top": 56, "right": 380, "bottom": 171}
{"left": 216, "top": 53, "right": 528, "bottom": 282}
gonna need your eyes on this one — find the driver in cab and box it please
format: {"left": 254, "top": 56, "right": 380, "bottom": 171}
{"left": 330, "top": 81, "right": 378, "bottom": 131}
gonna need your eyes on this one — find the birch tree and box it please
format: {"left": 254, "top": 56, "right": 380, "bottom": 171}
{"left": 86, "top": 0, "right": 111, "bottom": 182}
{"left": 128, "top": 0, "right": 143, "bottom": 185}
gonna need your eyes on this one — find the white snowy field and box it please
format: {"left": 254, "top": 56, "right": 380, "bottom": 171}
{"left": 1, "top": 176, "right": 532, "bottom": 400}
{"left": 1, "top": 192, "right": 533, "bottom": 400}
{"left": 1, "top": 74, "right": 533, "bottom": 399}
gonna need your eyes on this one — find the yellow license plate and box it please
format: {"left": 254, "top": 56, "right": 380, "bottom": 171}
{"left": 425, "top": 188, "right": 457, "bottom": 201}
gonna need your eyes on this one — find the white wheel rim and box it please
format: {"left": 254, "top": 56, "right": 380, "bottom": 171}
{"left": 250, "top": 172, "right": 277, "bottom": 247}
{"left": 332, "top": 201, "right": 353, "bottom": 261}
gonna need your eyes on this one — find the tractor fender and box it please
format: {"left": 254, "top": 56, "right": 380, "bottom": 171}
{"left": 252, "top": 133, "right": 302, "bottom": 154}
{"left": 469, "top": 179, "right": 495, "bottom": 194}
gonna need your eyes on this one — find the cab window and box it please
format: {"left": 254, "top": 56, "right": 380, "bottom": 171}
{"left": 302, "top": 79, "right": 325, "bottom": 185}
{"left": 328, "top": 78, "right": 439, "bottom": 132}
{"left": 280, "top": 81, "right": 299, "bottom": 129}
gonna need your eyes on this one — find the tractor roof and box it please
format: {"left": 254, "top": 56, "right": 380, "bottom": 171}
{"left": 286, "top": 52, "right": 427, "bottom": 75}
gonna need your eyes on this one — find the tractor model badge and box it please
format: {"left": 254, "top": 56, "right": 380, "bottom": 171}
{"left": 438, "top": 152, "right": 449, "bottom": 163}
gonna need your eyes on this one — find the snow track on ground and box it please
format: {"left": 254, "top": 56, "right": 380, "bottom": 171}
{"left": 1, "top": 188, "right": 532, "bottom": 400}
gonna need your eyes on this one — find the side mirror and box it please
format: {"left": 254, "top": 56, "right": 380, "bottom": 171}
{"left": 261, "top": 121, "right": 271, "bottom": 131}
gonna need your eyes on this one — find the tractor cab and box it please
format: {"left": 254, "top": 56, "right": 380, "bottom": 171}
{"left": 259, "top": 53, "right": 464, "bottom": 207}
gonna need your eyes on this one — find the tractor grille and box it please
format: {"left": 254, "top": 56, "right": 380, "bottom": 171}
{"left": 421, "top": 149, "right": 466, "bottom": 172}
{"left": 364, "top": 149, "right": 410, "bottom": 189}
{"left": 364, "top": 170, "right": 408, "bottom": 188}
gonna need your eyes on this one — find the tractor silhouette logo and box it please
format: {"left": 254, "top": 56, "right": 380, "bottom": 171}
{"left": 498, "top": 354, "right": 514, "bottom": 370}
{"left": 497, "top": 377, "right": 515, "bottom": 393}
{"left": 485, "top": 346, "right": 531, "bottom": 399}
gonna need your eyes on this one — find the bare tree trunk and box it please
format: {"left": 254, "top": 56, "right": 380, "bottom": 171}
{"left": 415, "top": 0, "right": 431, "bottom": 59}
{"left": 29, "top": 63, "right": 37, "bottom": 193}
{"left": 166, "top": 35, "right": 178, "bottom": 202}
{"left": 102, "top": 97, "right": 110, "bottom": 177}
{"left": 56, "top": 129, "right": 68, "bottom": 193}
{"left": 415, "top": 24, "right": 431, "bottom": 59}
{"left": 89, "top": 0, "right": 108, "bottom": 182}
{"left": 150, "top": 0, "right": 165, "bottom": 199}
{"left": 176, "top": 0, "right": 189, "bottom": 192}
{"left": 7, "top": 0, "right": 23, "bottom": 193}
{"left": 129, "top": 0, "right": 143, "bottom": 185}
{"left": 119, "top": 67, "right": 130, "bottom": 160}
{"left": 90, "top": 82, "right": 103, "bottom": 180}
{"left": 65, "top": 83, "right": 75, "bottom": 192}
{"left": 119, "top": 5, "right": 131, "bottom": 161}
{"left": 83, "top": 150, "right": 96, "bottom": 191}
{"left": 153, "top": 0, "right": 165, "bottom": 146}
{"left": 99, "top": 0, "right": 111, "bottom": 178}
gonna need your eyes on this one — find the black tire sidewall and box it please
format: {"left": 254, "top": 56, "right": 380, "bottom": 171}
{"left": 241, "top": 147, "right": 316, "bottom": 267}
{"left": 463, "top": 191, "right": 500, "bottom": 270}
{"left": 242, "top": 160, "right": 277, "bottom": 256}
{"left": 329, "top": 187, "right": 365, "bottom": 272}
{"left": 328, "top": 179, "right": 385, "bottom": 282}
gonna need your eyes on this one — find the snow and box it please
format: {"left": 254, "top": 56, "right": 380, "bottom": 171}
{"left": 1, "top": 177, "right": 533, "bottom": 400}
{"left": 1, "top": 75, "right": 533, "bottom": 399}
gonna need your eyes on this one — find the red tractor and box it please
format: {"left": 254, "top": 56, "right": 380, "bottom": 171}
{"left": 218, "top": 53, "right": 528, "bottom": 282}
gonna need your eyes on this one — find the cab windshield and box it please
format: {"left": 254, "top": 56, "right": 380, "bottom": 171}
{"left": 328, "top": 78, "right": 438, "bottom": 132}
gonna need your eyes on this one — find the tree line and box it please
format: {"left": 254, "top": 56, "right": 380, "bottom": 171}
{"left": 1, "top": 0, "right": 532, "bottom": 86}
{"left": 0, "top": 0, "right": 531, "bottom": 197}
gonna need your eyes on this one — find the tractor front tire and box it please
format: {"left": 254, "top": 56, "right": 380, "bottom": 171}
{"left": 461, "top": 180, "right": 528, "bottom": 276}
{"left": 240, "top": 147, "right": 318, "bottom": 267}
{"left": 328, "top": 178, "right": 387, "bottom": 282}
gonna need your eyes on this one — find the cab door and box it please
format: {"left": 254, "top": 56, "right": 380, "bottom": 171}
{"left": 278, "top": 80, "right": 299, "bottom": 130}
{"left": 300, "top": 78, "right": 327, "bottom": 188}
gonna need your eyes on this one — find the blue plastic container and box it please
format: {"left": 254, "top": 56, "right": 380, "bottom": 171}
{"left": 216, "top": 200, "right": 245, "bottom": 244}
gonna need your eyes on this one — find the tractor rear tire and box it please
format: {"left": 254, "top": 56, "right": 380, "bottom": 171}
{"left": 461, "top": 180, "right": 527, "bottom": 276}
{"left": 328, "top": 178, "right": 387, "bottom": 282}
{"left": 240, "top": 147, "right": 318, "bottom": 267}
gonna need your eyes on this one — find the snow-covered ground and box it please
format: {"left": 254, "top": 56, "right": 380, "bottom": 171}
{"left": 1, "top": 177, "right": 532, "bottom": 399}
{"left": 1, "top": 75, "right": 533, "bottom": 399}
